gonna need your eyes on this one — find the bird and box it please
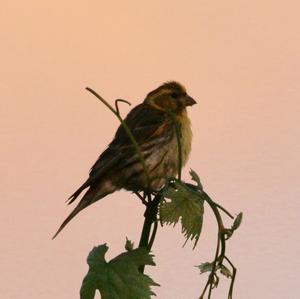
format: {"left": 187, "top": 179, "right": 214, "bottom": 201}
{"left": 53, "top": 81, "right": 196, "bottom": 238}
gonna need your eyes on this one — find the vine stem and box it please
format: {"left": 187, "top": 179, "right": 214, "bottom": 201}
{"left": 224, "top": 256, "right": 237, "bottom": 299}
{"left": 138, "top": 193, "right": 162, "bottom": 273}
{"left": 198, "top": 190, "right": 229, "bottom": 299}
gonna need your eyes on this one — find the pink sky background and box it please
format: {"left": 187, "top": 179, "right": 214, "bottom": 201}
{"left": 1, "top": 1, "right": 300, "bottom": 298}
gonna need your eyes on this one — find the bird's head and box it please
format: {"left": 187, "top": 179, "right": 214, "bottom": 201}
{"left": 144, "top": 81, "right": 197, "bottom": 112}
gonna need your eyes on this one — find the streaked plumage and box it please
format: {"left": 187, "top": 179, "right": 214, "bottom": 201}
{"left": 53, "top": 81, "right": 196, "bottom": 238}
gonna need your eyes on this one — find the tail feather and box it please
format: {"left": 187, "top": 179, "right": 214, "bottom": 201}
{"left": 52, "top": 198, "right": 89, "bottom": 239}
{"left": 53, "top": 181, "right": 116, "bottom": 239}
{"left": 66, "top": 181, "right": 90, "bottom": 205}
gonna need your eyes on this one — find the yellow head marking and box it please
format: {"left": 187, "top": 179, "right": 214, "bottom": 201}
{"left": 144, "top": 81, "right": 188, "bottom": 111}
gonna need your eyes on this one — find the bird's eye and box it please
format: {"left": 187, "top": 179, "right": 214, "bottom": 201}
{"left": 170, "top": 92, "right": 179, "bottom": 99}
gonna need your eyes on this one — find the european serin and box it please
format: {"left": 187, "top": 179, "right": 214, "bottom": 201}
{"left": 53, "top": 81, "right": 196, "bottom": 238}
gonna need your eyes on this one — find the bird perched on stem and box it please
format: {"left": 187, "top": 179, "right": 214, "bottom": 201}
{"left": 53, "top": 81, "right": 196, "bottom": 238}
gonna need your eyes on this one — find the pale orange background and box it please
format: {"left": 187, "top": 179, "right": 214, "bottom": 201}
{"left": 1, "top": 1, "right": 300, "bottom": 298}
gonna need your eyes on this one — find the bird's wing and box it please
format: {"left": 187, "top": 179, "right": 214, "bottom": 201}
{"left": 90, "top": 103, "right": 171, "bottom": 177}
{"left": 67, "top": 104, "right": 172, "bottom": 204}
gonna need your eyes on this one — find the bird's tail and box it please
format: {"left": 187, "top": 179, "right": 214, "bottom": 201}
{"left": 52, "top": 180, "right": 116, "bottom": 239}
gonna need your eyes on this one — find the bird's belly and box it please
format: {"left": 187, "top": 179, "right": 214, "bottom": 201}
{"left": 146, "top": 142, "right": 178, "bottom": 190}
{"left": 123, "top": 113, "right": 192, "bottom": 192}
{"left": 124, "top": 138, "right": 179, "bottom": 192}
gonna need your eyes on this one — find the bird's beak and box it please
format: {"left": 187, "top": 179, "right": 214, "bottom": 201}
{"left": 184, "top": 95, "right": 197, "bottom": 106}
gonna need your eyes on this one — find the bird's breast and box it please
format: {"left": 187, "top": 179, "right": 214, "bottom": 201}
{"left": 177, "top": 109, "right": 193, "bottom": 166}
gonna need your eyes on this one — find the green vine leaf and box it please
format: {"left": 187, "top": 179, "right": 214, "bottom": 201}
{"left": 125, "top": 238, "right": 134, "bottom": 251}
{"left": 80, "top": 244, "right": 159, "bottom": 299}
{"left": 197, "top": 262, "right": 232, "bottom": 278}
{"left": 220, "top": 265, "right": 232, "bottom": 278}
{"left": 160, "top": 180, "right": 204, "bottom": 248}
{"left": 196, "top": 262, "right": 215, "bottom": 274}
